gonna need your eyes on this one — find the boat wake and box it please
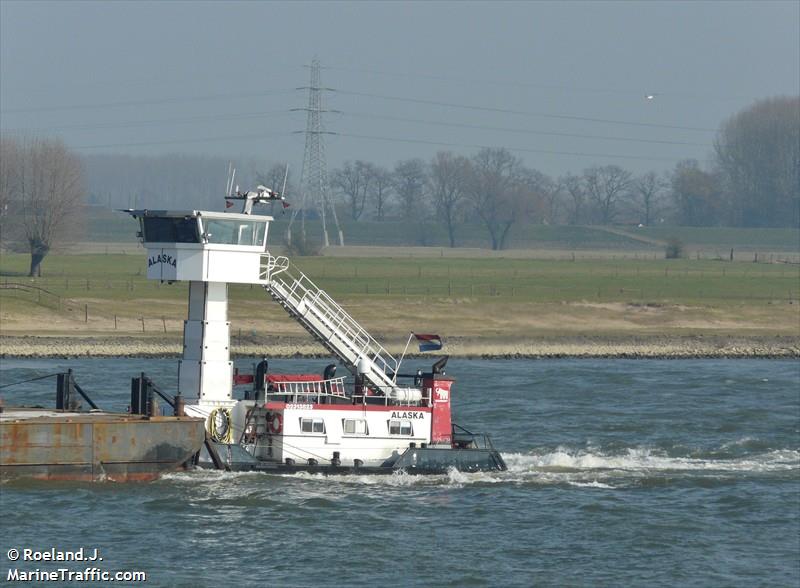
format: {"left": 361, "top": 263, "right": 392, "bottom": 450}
{"left": 279, "top": 445, "right": 800, "bottom": 489}
{"left": 504, "top": 446, "right": 800, "bottom": 473}
{"left": 156, "top": 444, "right": 799, "bottom": 491}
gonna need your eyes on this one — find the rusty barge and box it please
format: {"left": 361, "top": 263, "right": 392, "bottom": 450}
{"left": 0, "top": 409, "right": 204, "bottom": 483}
{"left": 0, "top": 372, "right": 205, "bottom": 483}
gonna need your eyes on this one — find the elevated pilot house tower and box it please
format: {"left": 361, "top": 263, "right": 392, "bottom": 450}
{"left": 129, "top": 210, "right": 272, "bottom": 417}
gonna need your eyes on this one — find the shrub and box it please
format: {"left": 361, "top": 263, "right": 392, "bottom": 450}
{"left": 284, "top": 234, "right": 321, "bottom": 257}
{"left": 665, "top": 237, "right": 685, "bottom": 259}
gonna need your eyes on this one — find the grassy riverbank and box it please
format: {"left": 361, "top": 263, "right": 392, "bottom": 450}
{"left": 1, "top": 252, "right": 798, "bottom": 358}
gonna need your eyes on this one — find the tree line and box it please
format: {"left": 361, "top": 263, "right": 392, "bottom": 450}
{"left": 1, "top": 96, "right": 797, "bottom": 274}
{"left": 310, "top": 96, "right": 800, "bottom": 249}
{"left": 320, "top": 97, "right": 797, "bottom": 248}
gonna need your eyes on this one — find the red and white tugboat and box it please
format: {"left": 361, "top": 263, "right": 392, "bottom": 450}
{"left": 127, "top": 186, "right": 505, "bottom": 475}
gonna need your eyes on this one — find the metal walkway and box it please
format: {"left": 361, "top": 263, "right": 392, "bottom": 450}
{"left": 260, "top": 255, "right": 412, "bottom": 397}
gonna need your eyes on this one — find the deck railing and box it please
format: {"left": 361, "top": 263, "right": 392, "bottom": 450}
{"left": 266, "top": 377, "right": 347, "bottom": 403}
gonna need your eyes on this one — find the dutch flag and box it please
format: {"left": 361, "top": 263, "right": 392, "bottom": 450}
{"left": 414, "top": 333, "right": 443, "bottom": 352}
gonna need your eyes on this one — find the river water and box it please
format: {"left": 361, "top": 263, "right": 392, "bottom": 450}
{"left": 1, "top": 358, "right": 798, "bottom": 587}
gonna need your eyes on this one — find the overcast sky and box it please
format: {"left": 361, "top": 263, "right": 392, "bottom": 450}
{"left": 1, "top": 0, "right": 798, "bottom": 177}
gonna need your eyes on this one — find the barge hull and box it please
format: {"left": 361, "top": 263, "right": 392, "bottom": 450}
{"left": 1, "top": 410, "right": 205, "bottom": 483}
{"left": 200, "top": 443, "right": 507, "bottom": 475}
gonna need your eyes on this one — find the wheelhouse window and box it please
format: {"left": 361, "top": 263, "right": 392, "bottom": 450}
{"left": 300, "top": 418, "right": 325, "bottom": 434}
{"left": 343, "top": 419, "right": 368, "bottom": 435}
{"left": 142, "top": 217, "right": 200, "bottom": 243}
{"left": 202, "top": 218, "right": 267, "bottom": 247}
{"left": 388, "top": 420, "right": 413, "bottom": 436}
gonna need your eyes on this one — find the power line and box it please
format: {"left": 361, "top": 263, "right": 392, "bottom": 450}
{"left": 324, "top": 64, "right": 748, "bottom": 103}
{"left": 3, "top": 107, "right": 708, "bottom": 148}
{"left": 67, "top": 126, "right": 688, "bottom": 163}
{"left": 0, "top": 89, "right": 297, "bottom": 114}
{"left": 2, "top": 110, "right": 296, "bottom": 133}
{"left": 71, "top": 130, "right": 295, "bottom": 151}
{"left": 332, "top": 131, "right": 681, "bottom": 163}
{"left": 334, "top": 89, "right": 718, "bottom": 133}
{"left": 338, "top": 111, "right": 710, "bottom": 147}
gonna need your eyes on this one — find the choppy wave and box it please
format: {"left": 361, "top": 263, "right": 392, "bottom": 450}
{"left": 154, "top": 444, "right": 799, "bottom": 491}
{"left": 274, "top": 445, "right": 800, "bottom": 489}
{"left": 505, "top": 446, "right": 800, "bottom": 473}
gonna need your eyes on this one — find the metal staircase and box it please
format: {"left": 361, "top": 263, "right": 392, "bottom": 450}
{"left": 259, "top": 255, "right": 410, "bottom": 396}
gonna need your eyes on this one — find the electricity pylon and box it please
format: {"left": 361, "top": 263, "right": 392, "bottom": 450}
{"left": 287, "top": 59, "right": 344, "bottom": 247}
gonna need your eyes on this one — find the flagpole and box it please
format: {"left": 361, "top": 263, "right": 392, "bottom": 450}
{"left": 394, "top": 332, "right": 415, "bottom": 383}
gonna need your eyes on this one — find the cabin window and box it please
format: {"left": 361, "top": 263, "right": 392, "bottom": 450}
{"left": 389, "top": 420, "right": 413, "bottom": 436}
{"left": 142, "top": 217, "right": 200, "bottom": 243}
{"left": 202, "top": 219, "right": 267, "bottom": 247}
{"left": 343, "top": 419, "right": 368, "bottom": 435}
{"left": 300, "top": 418, "right": 325, "bottom": 434}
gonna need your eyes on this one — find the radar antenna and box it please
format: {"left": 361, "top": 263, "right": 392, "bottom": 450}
{"left": 224, "top": 163, "right": 288, "bottom": 215}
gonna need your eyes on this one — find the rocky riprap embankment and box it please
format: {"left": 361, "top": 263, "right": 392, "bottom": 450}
{"left": 1, "top": 335, "right": 797, "bottom": 359}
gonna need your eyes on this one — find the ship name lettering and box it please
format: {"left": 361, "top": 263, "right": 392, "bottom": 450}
{"left": 148, "top": 254, "right": 177, "bottom": 268}
{"left": 391, "top": 411, "right": 424, "bottom": 419}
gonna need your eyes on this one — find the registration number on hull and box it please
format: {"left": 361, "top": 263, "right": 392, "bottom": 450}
{"left": 285, "top": 403, "right": 314, "bottom": 410}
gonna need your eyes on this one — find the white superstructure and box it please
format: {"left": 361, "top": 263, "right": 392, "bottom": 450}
{"left": 131, "top": 209, "right": 273, "bottom": 422}
{"left": 126, "top": 187, "right": 508, "bottom": 474}
{"left": 127, "top": 200, "right": 442, "bottom": 467}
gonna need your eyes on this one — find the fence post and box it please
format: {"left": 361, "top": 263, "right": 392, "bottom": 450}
{"left": 140, "top": 317, "right": 145, "bottom": 332}
{"left": 84, "top": 304, "right": 88, "bottom": 323}
{"left": 162, "top": 317, "right": 167, "bottom": 333}
{"left": 114, "top": 315, "right": 117, "bottom": 330}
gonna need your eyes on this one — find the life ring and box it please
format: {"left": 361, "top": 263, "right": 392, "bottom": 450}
{"left": 269, "top": 413, "right": 283, "bottom": 435}
{"left": 208, "top": 408, "right": 232, "bottom": 443}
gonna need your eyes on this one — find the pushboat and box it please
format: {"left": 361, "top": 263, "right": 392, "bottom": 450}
{"left": 127, "top": 185, "right": 506, "bottom": 475}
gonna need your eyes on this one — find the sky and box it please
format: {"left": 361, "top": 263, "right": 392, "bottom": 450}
{"left": 1, "top": 0, "right": 798, "bottom": 178}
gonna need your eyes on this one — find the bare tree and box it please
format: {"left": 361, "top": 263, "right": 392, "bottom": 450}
{"left": 630, "top": 171, "right": 665, "bottom": 226}
{"left": 465, "top": 148, "right": 531, "bottom": 250}
{"left": 670, "top": 159, "right": 723, "bottom": 227}
{"left": 0, "top": 138, "right": 20, "bottom": 246}
{"left": 365, "top": 163, "right": 392, "bottom": 221}
{"left": 715, "top": 96, "right": 800, "bottom": 227}
{"left": 1, "top": 137, "right": 85, "bottom": 276}
{"left": 392, "top": 159, "right": 427, "bottom": 220}
{"left": 429, "top": 151, "right": 468, "bottom": 247}
{"left": 331, "top": 160, "right": 371, "bottom": 221}
{"left": 560, "top": 173, "right": 586, "bottom": 225}
{"left": 584, "top": 165, "right": 632, "bottom": 224}
{"left": 524, "top": 169, "right": 561, "bottom": 224}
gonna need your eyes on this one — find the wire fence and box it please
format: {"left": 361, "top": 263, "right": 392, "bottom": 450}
{"left": 2, "top": 268, "right": 798, "bottom": 328}
{"left": 0, "top": 282, "right": 177, "bottom": 333}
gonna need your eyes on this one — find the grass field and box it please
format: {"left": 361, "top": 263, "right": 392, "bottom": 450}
{"left": 2, "top": 252, "right": 799, "bottom": 302}
{"left": 1, "top": 252, "right": 798, "bottom": 346}
{"left": 82, "top": 206, "right": 800, "bottom": 252}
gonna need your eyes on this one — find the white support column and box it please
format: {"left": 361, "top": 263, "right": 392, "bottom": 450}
{"left": 178, "top": 281, "right": 234, "bottom": 408}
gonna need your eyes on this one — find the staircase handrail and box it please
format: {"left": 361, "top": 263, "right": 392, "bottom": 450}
{"left": 259, "top": 254, "right": 290, "bottom": 281}
{"left": 261, "top": 255, "right": 399, "bottom": 386}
